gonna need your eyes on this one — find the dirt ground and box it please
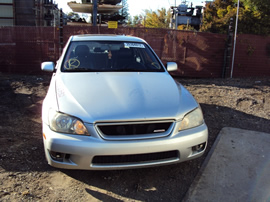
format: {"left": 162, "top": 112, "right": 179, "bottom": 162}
{"left": 0, "top": 73, "right": 269, "bottom": 201}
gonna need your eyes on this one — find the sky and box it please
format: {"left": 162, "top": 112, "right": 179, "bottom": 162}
{"left": 54, "top": 0, "right": 205, "bottom": 17}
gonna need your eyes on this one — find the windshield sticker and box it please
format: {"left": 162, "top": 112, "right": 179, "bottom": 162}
{"left": 64, "top": 58, "right": 80, "bottom": 70}
{"left": 124, "top": 43, "right": 145, "bottom": 48}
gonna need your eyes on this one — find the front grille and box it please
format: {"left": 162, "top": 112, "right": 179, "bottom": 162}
{"left": 95, "top": 121, "right": 174, "bottom": 140}
{"left": 92, "top": 150, "right": 179, "bottom": 164}
{"left": 99, "top": 122, "right": 171, "bottom": 135}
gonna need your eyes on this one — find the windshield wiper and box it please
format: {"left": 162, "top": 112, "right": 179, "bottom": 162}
{"left": 113, "top": 68, "right": 162, "bottom": 72}
{"left": 64, "top": 68, "right": 95, "bottom": 72}
{"left": 113, "top": 68, "right": 142, "bottom": 72}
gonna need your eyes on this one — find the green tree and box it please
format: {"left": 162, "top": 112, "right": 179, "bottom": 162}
{"left": 127, "top": 16, "right": 132, "bottom": 26}
{"left": 111, "top": 0, "right": 129, "bottom": 24}
{"left": 131, "top": 15, "right": 143, "bottom": 27}
{"left": 128, "top": 8, "right": 171, "bottom": 28}
{"left": 201, "top": 0, "right": 270, "bottom": 35}
{"left": 177, "top": 24, "right": 197, "bottom": 31}
{"left": 143, "top": 8, "right": 171, "bottom": 28}
{"left": 118, "top": 0, "right": 129, "bottom": 24}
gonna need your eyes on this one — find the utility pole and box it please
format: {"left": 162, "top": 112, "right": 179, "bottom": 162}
{"left": 230, "top": 0, "right": 240, "bottom": 78}
{"left": 175, "top": 11, "right": 178, "bottom": 30}
{"left": 93, "top": 0, "right": 97, "bottom": 26}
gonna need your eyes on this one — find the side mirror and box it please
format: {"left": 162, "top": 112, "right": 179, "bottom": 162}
{"left": 41, "top": 62, "right": 55, "bottom": 72}
{"left": 167, "top": 62, "right": 178, "bottom": 72}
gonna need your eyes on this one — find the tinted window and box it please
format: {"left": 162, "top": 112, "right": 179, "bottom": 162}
{"left": 61, "top": 41, "right": 164, "bottom": 72}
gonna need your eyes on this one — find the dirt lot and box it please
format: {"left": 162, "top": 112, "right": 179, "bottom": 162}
{"left": 0, "top": 73, "right": 269, "bottom": 201}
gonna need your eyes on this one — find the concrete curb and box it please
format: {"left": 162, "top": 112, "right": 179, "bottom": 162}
{"left": 183, "top": 127, "right": 270, "bottom": 202}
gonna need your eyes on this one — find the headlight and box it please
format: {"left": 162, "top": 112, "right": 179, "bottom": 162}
{"left": 179, "top": 108, "right": 204, "bottom": 131}
{"left": 49, "top": 110, "right": 89, "bottom": 136}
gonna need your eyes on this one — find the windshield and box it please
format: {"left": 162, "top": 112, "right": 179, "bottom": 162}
{"left": 61, "top": 41, "right": 165, "bottom": 72}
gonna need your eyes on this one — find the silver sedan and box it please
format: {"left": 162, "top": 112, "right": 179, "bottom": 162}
{"left": 41, "top": 35, "right": 208, "bottom": 170}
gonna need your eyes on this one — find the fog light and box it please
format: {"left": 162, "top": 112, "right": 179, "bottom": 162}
{"left": 50, "top": 151, "right": 66, "bottom": 162}
{"left": 192, "top": 142, "right": 206, "bottom": 153}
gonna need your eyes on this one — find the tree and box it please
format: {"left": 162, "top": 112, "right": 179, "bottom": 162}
{"left": 201, "top": 0, "right": 270, "bottom": 35}
{"left": 177, "top": 25, "right": 197, "bottom": 31}
{"left": 128, "top": 8, "right": 172, "bottom": 28}
{"left": 120, "top": 0, "right": 129, "bottom": 23}
{"left": 131, "top": 15, "right": 143, "bottom": 27}
{"left": 126, "top": 16, "right": 132, "bottom": 26}
{"left": 111, "top": 0, "right": 129, "bottom": 24}
{"left": 143, "top": 8, "right": 171, "bottom": 28}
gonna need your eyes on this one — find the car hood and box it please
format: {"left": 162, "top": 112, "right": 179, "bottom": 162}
{"left": 55, "top": 72, "right": 198, "bottom": 123}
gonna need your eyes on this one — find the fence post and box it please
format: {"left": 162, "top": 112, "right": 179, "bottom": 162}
{"left": 59, "top": 8, "right": 64, "bottom": 55}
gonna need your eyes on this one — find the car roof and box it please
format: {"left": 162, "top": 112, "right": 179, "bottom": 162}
{"left": 71, "top": 34, "right": 146, "bottom": 43}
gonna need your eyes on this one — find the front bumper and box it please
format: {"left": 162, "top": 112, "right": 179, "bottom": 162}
{"left": 42, "top": 123, "right": 208, "bottom": 170}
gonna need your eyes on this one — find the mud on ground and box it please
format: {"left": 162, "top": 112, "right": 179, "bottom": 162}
{"left": 0, "top": 73, "right": 269, "bottom": 201}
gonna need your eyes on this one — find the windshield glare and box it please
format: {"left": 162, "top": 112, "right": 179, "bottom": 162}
{"left": 61, "top": 41, "right": 164, "bottom": 72}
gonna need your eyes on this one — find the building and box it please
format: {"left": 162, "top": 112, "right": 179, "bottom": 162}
{"left": 0, "top": 0, "right": 14, "bottom": 26}
{"left": 15, "top": 0, "right": 36, "bottom": 26}
{"left": 36, "top": 0, "right": 62, "bottom": 26}
{"left": 0, "top": 0, "right": 63, "bottom": 26}
{"left": 171, "top": 1, "right": 203, "bottom": 30}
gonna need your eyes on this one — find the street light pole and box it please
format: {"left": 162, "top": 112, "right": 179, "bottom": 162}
{"left": 230, "top": 0, "right": 240, "bottom": 78}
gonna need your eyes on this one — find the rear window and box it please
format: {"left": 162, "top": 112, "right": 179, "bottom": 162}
{"left": 61, "top": 41, "right": 164, "bottom": 72}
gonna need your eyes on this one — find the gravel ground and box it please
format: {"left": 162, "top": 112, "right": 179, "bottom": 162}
{"left": 0, "top": 73, "right": 269, "bottom": 201}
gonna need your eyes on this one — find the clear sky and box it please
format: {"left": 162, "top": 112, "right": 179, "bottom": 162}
{"left": 55, "top": 0, "right": 205, "bottom": 16}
